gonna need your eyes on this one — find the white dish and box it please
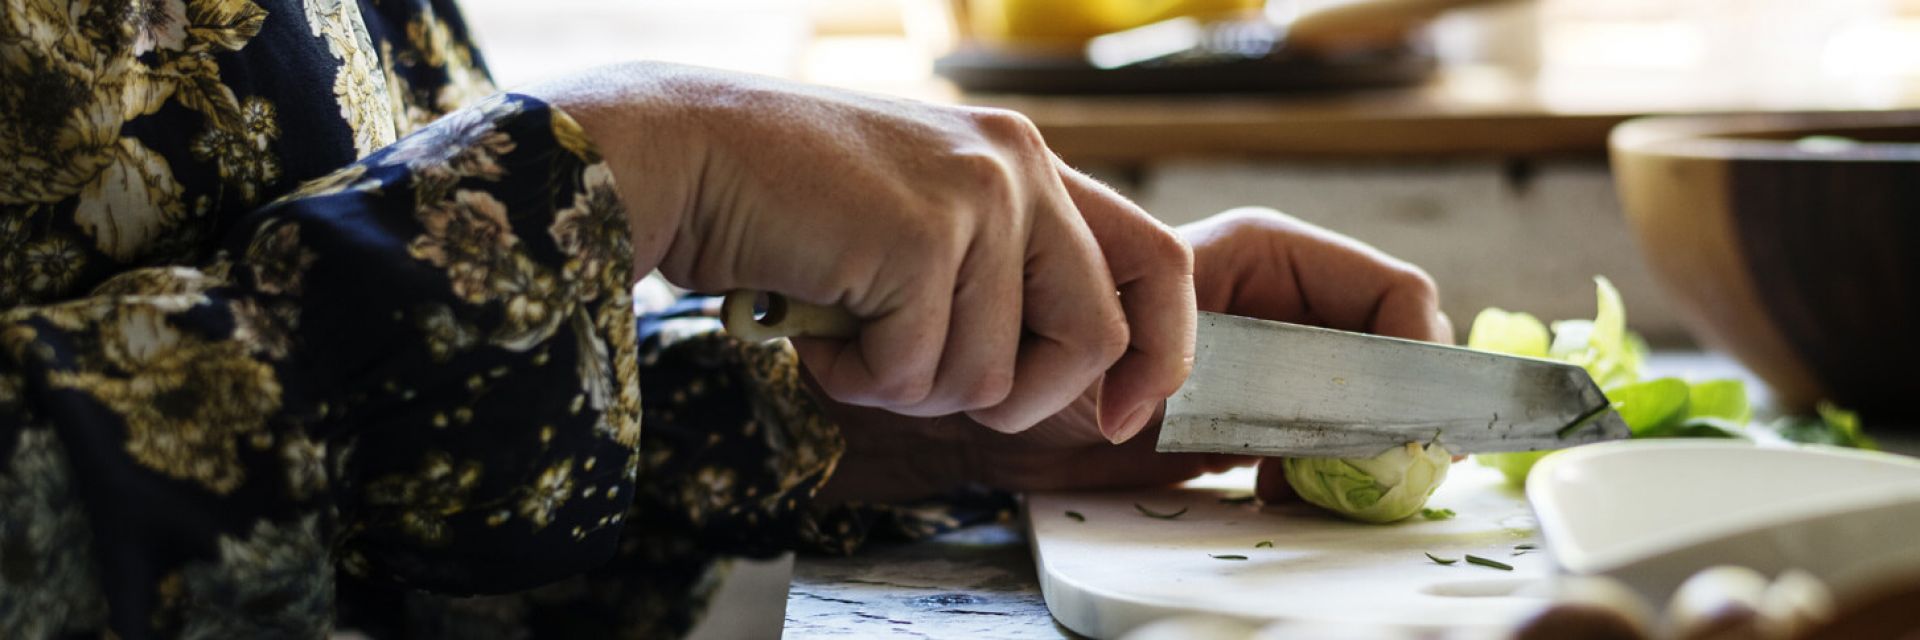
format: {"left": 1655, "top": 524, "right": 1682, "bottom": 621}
{"left": 1527, "top": 439, "right": 1920, "bottom": 604}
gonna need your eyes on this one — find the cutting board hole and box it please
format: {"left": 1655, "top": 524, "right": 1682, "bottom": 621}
{"left": 1420, "top": 578, "right": 1547, "bottom": 599}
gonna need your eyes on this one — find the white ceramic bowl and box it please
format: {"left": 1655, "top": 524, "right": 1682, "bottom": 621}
{"left": 1527, "top": 440, "right": 1920, "bottom": 604}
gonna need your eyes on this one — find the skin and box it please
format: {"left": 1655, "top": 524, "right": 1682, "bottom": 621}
{"left": 817, "top": 207, "right": 1454, "bottom": 504}
{"left": 526, "top": 62, "right": 1195, "bottom": 441}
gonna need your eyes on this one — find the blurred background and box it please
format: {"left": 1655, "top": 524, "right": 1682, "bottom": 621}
{"left": 455, "top": 0, "right": 1920, "bottom": 350}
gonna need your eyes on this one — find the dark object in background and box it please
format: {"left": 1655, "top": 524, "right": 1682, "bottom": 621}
{"left": 933, "top": 14, "right": 1437, "bottom": 94}
{"left": 1610, "top": 111, "right": 1920, "bottom": 428}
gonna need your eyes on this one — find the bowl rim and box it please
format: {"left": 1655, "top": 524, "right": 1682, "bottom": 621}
{"left": 1609, "top": 110, "right": 1920, "bottom": 162}
{"left": 1527, "top": 439, "right": 1920, "bottom": 574}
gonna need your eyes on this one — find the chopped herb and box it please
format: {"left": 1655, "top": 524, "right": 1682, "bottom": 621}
{"left": 1466, "top": 554, "right": 1514, "bottom": 571}
{"left": 1210, "top": 554, "right": 1248, "bottom": 561}
{"left": 1218, "top": 495, "right": 1258, "bottom": 505}
{"left": 1064, "top": 511, "right": 1085, "bottom": 522}
{"left": 1514, "top": 544, "right": 1537, "bottom": 550}
{"left": 1421, "top": 508, "right": 1456, "bottom": 520}
{"left": 1254, "top": 540, "right": 1273, "bottom": 548}
{"left": 1511, "top": 550, "right": 1532, "bottom": 557}
{"left": 1426, "top": 553, "right": 1458, "bottom": 566}
{"left": 1134, "top": 503, "right": 1189, "bottom": 519}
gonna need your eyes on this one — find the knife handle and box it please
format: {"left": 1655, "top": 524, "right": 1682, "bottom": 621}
{"left": 720, "top": 290, "right": 860, "bottom": 342}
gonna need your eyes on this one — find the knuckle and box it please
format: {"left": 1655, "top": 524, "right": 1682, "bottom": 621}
{"left": 1088, "top": 310, "right": 1131, "bottom": 369}
{"left": 969, "top": 107, "right": 1045, "bottom": 149}
{"left": 871, "top": 369, "right": 937, "bottom": 406}
{"left": 959, "top": 369, "right": 1015, "bottom": 410}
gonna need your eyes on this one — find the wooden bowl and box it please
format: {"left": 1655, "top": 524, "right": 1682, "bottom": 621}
{"left": 1609, "top": 111, "right": 1920, "bottom": 425}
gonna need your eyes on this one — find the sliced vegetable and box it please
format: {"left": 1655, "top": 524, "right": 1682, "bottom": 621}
{"left": 1465, "top": 308, "right": 1550, "bottom": 358}
{"left": 1686, "top": 379, "right": 1753, "bottom": 424}
{"left": 1254, "top": 540, "right": 1273, "bottom": 548}
{"left": 1135, "top": 503, "right": 1189, "bottom": 520}
{"left": 1065, "top": 511, "right": 1086, "bottom": 522}
{"left": 1218, "top": 495, "right": 1258, "bottom": 505}
{"left": 1421, "top": 508, "right": 1456, "bottom": 521}
{"left": 1210, "top": 554, "right": 1248, "bottom": 561}
{"left": 1763, "top": 402, "right": 1878, "bottom": 449}
{"left": 1466, "top": 554, "right": 1515, "bottom": 571}
{"left": 1283, "top": 442, "right": 1451, "bottom": 524}
{"left": 1426, "top": 553, "right": 1459, "bottom": 566}
{"left": 1609, "top": 378, "right": 1691, "bottom": 436}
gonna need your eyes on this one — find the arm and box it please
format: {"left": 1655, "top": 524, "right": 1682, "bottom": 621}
{"left": 0, "top": 93, "right": 638, "bottom": 637}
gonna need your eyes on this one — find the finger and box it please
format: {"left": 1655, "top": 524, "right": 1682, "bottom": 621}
{"left": 794, "top": 266, "right": 954, "bottom": 411}
{"left": 897, "top": 211, "right": 1025, "bottom": 416}
{"left": 1057, "top": 160, "right": 1197, "bottom": 444}
{"left": 1206, "top": 209, "right": 1443, "bottom": 343}
{"left": 964, "top": 179, "right": 1127, "bottom": 434}
{"left": 1256, "top": 458, "right": 1303, "bottom": 504}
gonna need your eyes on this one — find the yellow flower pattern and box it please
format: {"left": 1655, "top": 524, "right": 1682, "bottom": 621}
{"left": 0, "top": 0, "right": 951, "bottom": 637}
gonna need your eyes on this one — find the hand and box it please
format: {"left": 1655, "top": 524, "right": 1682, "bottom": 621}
{"left": 816, "top": 206, "right": 1449, "bottom": 504}
{"left": 1182, "top": 207, "right": 1453, "bottom": 503}
{"left": 528, "top": 62, "right": 1194, "bottom": 438}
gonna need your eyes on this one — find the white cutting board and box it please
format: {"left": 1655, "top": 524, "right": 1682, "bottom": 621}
{"left": 1026, "top": 463, "right": 1555, "bottom": 639}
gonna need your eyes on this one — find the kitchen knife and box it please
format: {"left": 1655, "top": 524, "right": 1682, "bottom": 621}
{"left": 718, "top": 291, "right": 1628, "bottom": 459}
{"left": 1157, "top": 311, "right": 1629, "bottom": 459}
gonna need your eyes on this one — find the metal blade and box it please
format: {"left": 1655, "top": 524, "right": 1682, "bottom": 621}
{"left": 1156, "top": 312, "right": 1630, "bottom": 459}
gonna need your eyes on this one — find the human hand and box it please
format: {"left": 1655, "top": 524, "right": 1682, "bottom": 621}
{"left": 530, "top": 62, "right": 1193, "bottom": 438}
{"left": 817, "top": 207, "right": 1449, "bottom": 503}
{"left": 1181, "top": 207, "right": 1453, "bottom": 502}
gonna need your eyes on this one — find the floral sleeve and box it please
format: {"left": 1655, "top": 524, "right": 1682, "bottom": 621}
{"left": 0, "top": 93, "right": 641, "bottom": 638}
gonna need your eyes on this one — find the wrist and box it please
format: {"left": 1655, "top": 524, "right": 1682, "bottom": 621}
{"left": 522, "top": 62, "right": 708, "bottom": 275}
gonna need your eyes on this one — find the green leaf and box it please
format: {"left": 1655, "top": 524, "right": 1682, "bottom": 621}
{"left": 1642, "top": 416, "right": 1748, "bottom": 440}
{"left": 1135, "top": 503, "right": 1189, "bottom": 519}
{"left": 1426, "top": 553, "right": 1459, "bottom": 566}
{"left": 1762, "top": 401, "right": 1878, "bottom": 449}
{"left": 1475, "top": 450, "right": 1550, "bottom": 487}
{"left": 1466, "top": 308, "right": 1551, "bottom": 357}
{"left": 1687, "top": 379, "right": 1752, "bottom": 424}
{"left": 1465, "top": 554, "right": 1515, "bottom": 571}
{"left": 1609, "top": 378, "right": 1691, "bottom": 435}
{"left": 1421, "top": 508, "right": 1456, "bottom": 521}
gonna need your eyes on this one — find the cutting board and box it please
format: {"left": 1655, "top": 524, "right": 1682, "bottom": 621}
{"left": 1026, "top": 463, "right": 1555, "bottom": 639}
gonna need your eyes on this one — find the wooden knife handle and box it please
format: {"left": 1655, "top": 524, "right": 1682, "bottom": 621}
{"left": 720, "top": 290, "right": 860, "bottom": 342}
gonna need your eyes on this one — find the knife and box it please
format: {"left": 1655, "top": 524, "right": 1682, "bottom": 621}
{"left": 1158, "top": 311, "right": 1628, "bottom": 459}
{"left": 718, "top": 291, "right": 1628, "bottom": 459}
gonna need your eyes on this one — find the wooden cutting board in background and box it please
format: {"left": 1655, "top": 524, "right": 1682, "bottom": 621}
{"left": 1025, "top": 464, "right": 1554, "bottom": 639}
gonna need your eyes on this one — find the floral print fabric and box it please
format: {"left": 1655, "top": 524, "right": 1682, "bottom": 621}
{"left": 0, "top": 0, "right": 993, "bottom": 638}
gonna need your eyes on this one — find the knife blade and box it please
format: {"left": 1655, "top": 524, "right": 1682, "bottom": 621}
{"left": 1155, "top": 311, "right": 1629, "bottom": 459}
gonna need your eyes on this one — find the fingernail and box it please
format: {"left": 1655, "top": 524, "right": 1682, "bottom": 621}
{"left": 1105, "top": 404, "right": 1152, "bottom": 444}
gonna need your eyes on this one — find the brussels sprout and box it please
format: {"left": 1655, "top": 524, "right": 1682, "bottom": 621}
{"left": 1283, "top": 442, "right": 1451, "bottom": 524}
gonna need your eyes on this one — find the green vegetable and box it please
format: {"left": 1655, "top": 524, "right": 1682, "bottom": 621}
{"left": 1283, "top": 442, "right": 1451, "bottom": 524}
{"left": 1135, "top": 503, "right": 1189, "bottom": 519}
{"left": 1762, "top": 402, "right": 1878, "bottom": 449}
{"left": 1065, "top": 511, "right": 1085, "bottom": 522}
{"left": 1255, "top": 540, "right": 1274, "bottom": 548}
{"left": 1210, "top": 554, "right": 1248, "bottom": 561}
{"left": 1687, "top": 379, "right": 1753, "bottom": 424}
{"left": 1479, "top": 450, "right": 1550, "bottom": 487}
{"left": 1610, "top": 378, "right": 1691, "bottom": 436}
{"left": 1465, "top": 308, "right": 1550, "bottom": 358}
{"left": 1421, "top": 508, "right": 1456, "bottom": 521}
{"left": 1218, "top": 495, "right": 1258, "bottom": 505}
{"left": 1426, "top": 553, "right": 1459, "bottom": 566}
{"left": 1514, "top": 544, "right": 1537, "bottom": 550}
{"left": 1465, "top": 554, "right": 1514, "bottom": 571}
{"left": 1466, "top": 278, "right": 1785, "bottom": 486}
